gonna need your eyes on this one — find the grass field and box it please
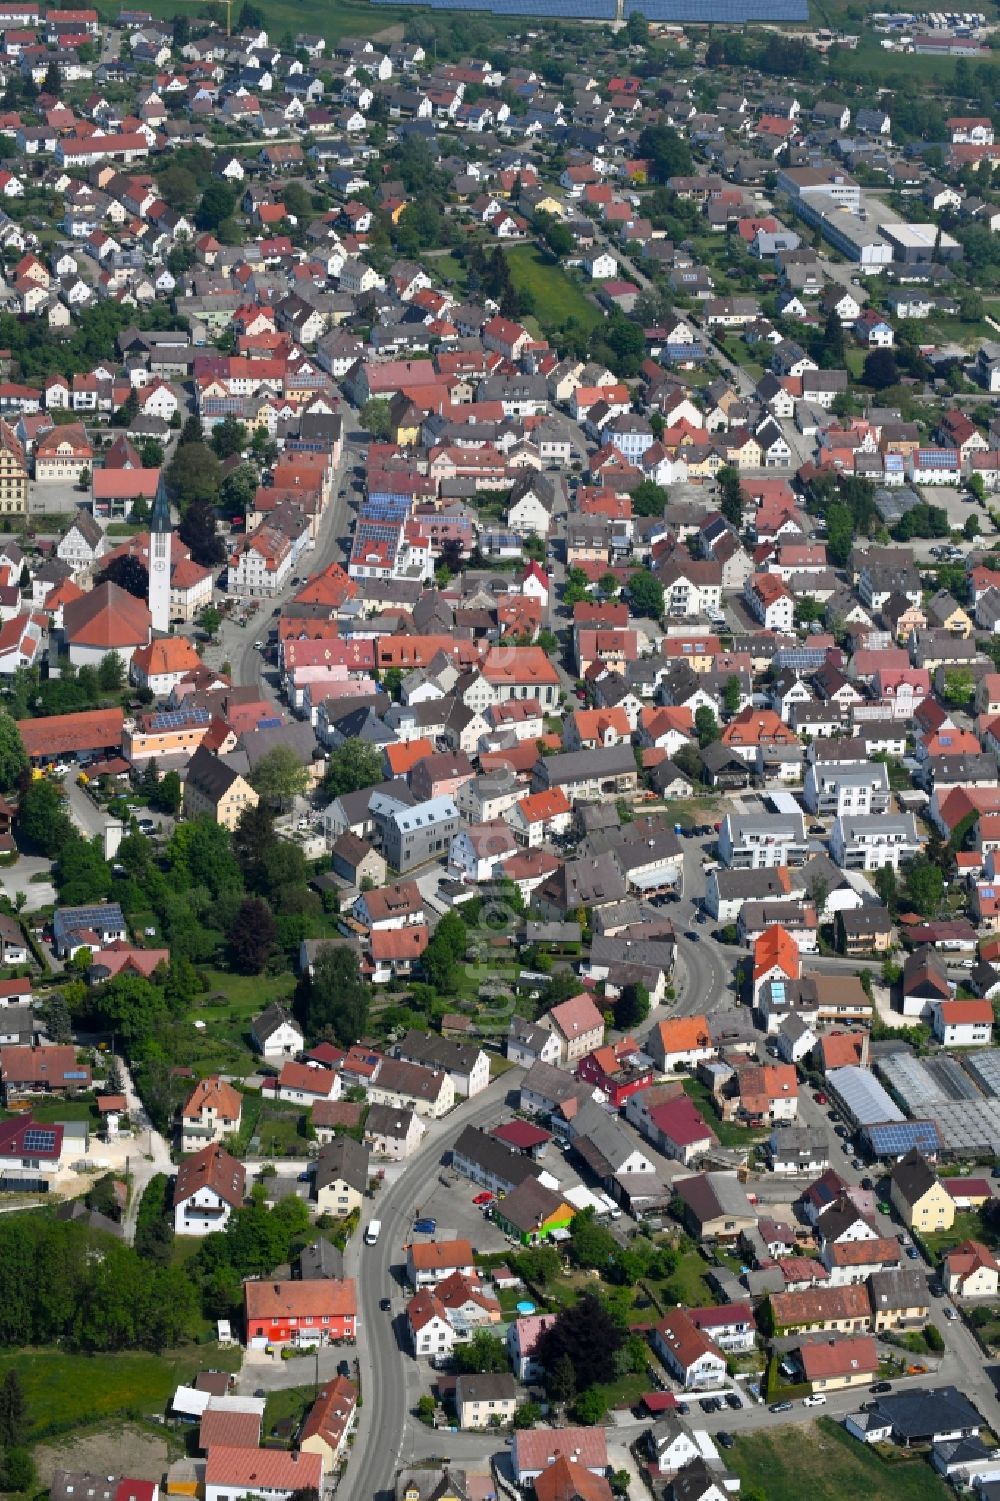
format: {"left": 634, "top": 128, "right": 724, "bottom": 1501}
{"left": 2, "top": 1349, "right": 242, "bottom": 1441}
{"left": 263, "top": 1383, "right": 317, "bottom": 1444}
{"left": 96, "top": 0, "right": 409, "bottom": 44}
{"left": 924, "top": 1207, "right": 996, "bottom": 1259}
{"left": 730, "top": 1417, "right": 949, "bottom": 1501}
{"left": 681, "top": 1076, "right": 765, "bottom": 1150}
{"left": 504, "top": 245, "right": 603, "bottom": 335}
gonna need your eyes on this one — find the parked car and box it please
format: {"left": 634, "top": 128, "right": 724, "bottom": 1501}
{"left": 472, "top": 1191, "right": 494, "bottom": 1206}
{"left": 379, "top": 1297, "right": 391, "bottom": 1312}
{"left": 414, "top": 1218, "right": 436, "bottom": 1234}
{"left": 769, "top": 1401, "right": 793, "bottom": 1413}
{"left": 699, "top": 1397, "right": 715, "bottom": 1414}
{"left": 870, "top": 1381, "right": 892, "bottom": 1393}
{"left": 725, "top": 1392, "right": 741, "bottom": 1410}
{"left": 944, "top": 1306, "right": 958, "bottom": 1321}
{"left": 802, "top": 1395, "right": 826, "bottom": 1408}
{"left": 813, "top": 1091, "right": 827, "bottom": 1104}
{"left": 717, "top": 1431, "right": 735, "bottom": 1449}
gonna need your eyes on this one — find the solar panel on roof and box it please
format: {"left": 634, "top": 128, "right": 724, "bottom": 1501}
{"left": 866, "top": 1120, "right": 941, "bottom": 1154}
{"left": 149, "top": 706, "right": 211, "bottom": 732}
{"left": 23, "top": 1128, "right": 57, "bottom": 1152}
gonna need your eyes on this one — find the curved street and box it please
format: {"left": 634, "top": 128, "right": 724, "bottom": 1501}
{"left": 343, "top": 1072, "right": 520, "bottom": 1501}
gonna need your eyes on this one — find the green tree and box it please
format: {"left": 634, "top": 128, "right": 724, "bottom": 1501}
{"left": 41, "top": 990, "right": 72, "bottom": 1042}
{"left": 630, "top": 480, "right": 669, "bottom": 519}
{"left": 863, "top": 348, "right": 899, "bottom": 390}
{"left": 695, "top": 705, "right": 719, "bottom": 747}
{"left": 547, "top": 1353, "right": 576, "bottom": 1405}
{"left": 219, "top": 463, "right": 258, "bottom": 519}
{"left": 637, "top": 123, "right": 692, "bottom": 182}
{"left": 571, "top": 1387, "right": 607, "bottom": 1426}
{"left": 628, "top": 569, "right": 664, "bottom": 619}
{"left": 166, "top": 444, "right": 222, "bottom": 510}
{"left": 568, "top": 1208, "right": 618, "bottom": 1273}
{"left": 360, "top": 398, "right": 392, "bottom": 440}
{"left": 227, "top": 897, "right": 278, "bottom": 974}
{"left": 873, "top": 863, "right": 897, "bottom": 913}
{"left": 0, "top": 711, "right": 27, "bottom": 792}
{"left": 180, "top": 499, "right": 227, "bottom": 565}
{"left": 18, "top": 777, "right": 73, "bottom": 856}
{"left": 0, "top": 1368, "right": 27, "bottom": 1448}
{"left": 513, "top": 1401, "right": 541, "bottom": 1429}
{"left": 903, "top": 855, "right": 944, "bottom": 917}
{"left": 157, "top": 163, "right": 199, "bottom": 214}
{"left": 210, "top": 415, "right": 249, "bottom": 460}
{"left": 250, "top": 745, "right": 309, "bottom": 809}
{"left": 722, "top": 675, "right": 741, "bottom": 716}
{"left": 98, "top": 650, "right": 125, "bottom": 692}
{"left": 615, "top": 981, "right": 650, "bottom": 1029}
{"left": 296, "top": 943, "right": 370, "bottom": 1046}
{"left": 323, "top": 741, "right": 385, "bottom": 798}
{"left": 98, "top": 554, "right": 148, "bottom": 601}
{"left": 716, "top": 465, "right": 743, "bottom": 528}
{"left": 3, "top": 1448, "right": 36, "bottom": 1493}
{"left": 150, "top": 770, "right": 182, "bottom": 817}
{"left": 452, "top": 1330, "right": 508, "bottom": 1373}
{"left": 420, "top": 909, "right": 468, "bottom": 992}
{"left": 537, "top": 1290, "right": 624, "bottom": 1392}
{"left": 95, "top": 972, "right": 169, "bottom": 1051}
{"left": 196, "top": 181, "right": 236, "bottom": 232}
{"left": 198, "top": 605, "right": 223, "bottom": 638}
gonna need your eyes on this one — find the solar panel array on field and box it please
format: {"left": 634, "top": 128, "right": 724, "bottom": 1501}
{"left": 625, "top": 0, "right": 808, "bottom": 16}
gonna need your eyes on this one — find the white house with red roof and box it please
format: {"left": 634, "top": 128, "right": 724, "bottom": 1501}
{"left": 653, "top": 1308, "right": 727, "bottom": 1389}
{"left": 520, "top": 561, "right": 549, "bottom": 604}
{"left": 62, "top": 580, "right": 151, "bottom": 669}
{"left": 538, "top": 992, "right": 605, "bottom": 1064}
{"left": 931, "top": 998, "right": 993, "bottom": 1047}
{"left": 944, "top": 1239, "right": 1000, "bottom": 1297}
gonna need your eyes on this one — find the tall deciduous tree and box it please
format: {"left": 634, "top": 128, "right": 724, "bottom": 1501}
{"left": 250, "top": 745, "right": 309, "bottom": 809}
{"left": 0, "top": 711, "right": 27, "bottom": 792}
{"left": 227, "top": 897, "right": 278, "bottom": 974}
{"left": 296, "top": 943, "right": 370, "bottom": 1046}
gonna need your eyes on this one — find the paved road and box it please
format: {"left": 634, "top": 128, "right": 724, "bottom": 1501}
{"left": 117, "top": 1052, "right": 174, "bottom": 1242}
{"left": 212, "top": 436, "right": 360, "bottom": 698}
{"left": 343, "top": 1072, "right": 521, "bottom": 1501}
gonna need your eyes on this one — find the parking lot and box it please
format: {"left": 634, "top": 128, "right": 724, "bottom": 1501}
{"left": 401, "top": 1126, "right": 600, "bottom": 1263}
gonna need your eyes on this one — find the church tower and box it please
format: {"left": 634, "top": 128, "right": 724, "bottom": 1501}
{"left": 148, "top": 483, "right": 171, "bottom": 634}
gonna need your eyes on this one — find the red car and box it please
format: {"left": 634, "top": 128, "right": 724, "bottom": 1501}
{"left": 814, "top": 1091, "right": 827, "bottom": 1105}
{"left": 473, "top": 1191, "right": 494, "bottom": 1206}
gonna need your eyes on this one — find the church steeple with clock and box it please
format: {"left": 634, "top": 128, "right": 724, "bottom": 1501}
{"left": 148, "top": 482, "right": 171, "bottom": 634}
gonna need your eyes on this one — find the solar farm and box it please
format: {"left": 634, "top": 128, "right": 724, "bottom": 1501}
{"left": 372, "top": 0, "right": 807, "bottom": 16}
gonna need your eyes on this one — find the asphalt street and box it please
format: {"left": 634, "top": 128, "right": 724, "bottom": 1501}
{"left": 208, "top": 433, "right": 360, "bottom": 697}
{"left": 341, "top": 1071, "right": 522, "bottom": 1501}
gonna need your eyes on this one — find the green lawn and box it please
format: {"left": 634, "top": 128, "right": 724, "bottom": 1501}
{"left": 1, "top": 1348, "right": 242, "bottom": 1442}
{"left": 196, "top": 969, "right": 296, "bottom": 1022}
{"left": 263, "top": 1383, "right": 317, "bottom": 1445}
{"left": 97, "top": 0, "right": 409, "bottom": 43}
{"left": 504, "top": 245, "right": 603, "bottom": 335}
{"left": 1, "top": 1096, "right": 98, "bottom": 1125}
{"left": 681, "top": 1077, "right": 765, "bottom": 1150}
{"left": 924, "top": 1207, "right": 996, "bottom": 1260}
{"left": 730, "top": 1417, "right": 949, "bottom": 1501}
{"left": 660, "top": 1247, "right": 715, "bottom": 1308}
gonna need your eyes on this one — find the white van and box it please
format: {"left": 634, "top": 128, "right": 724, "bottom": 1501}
{"left": 365, "top": 1219, "right": 382, "bottom": 1246}
{"left": 802, "top": 1394, "right": 826, "bottom": 1408}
